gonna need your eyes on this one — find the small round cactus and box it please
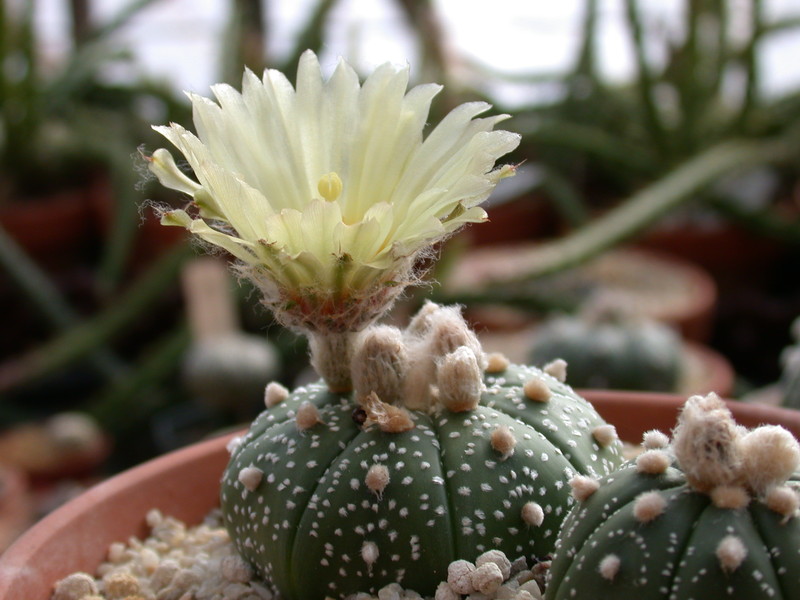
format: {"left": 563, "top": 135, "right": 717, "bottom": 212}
{"left": 545, "top": 392, "right": 800, "bottom": 599}
{"left": 222, "top": 303, "right": 624, "bottom": 599}
{"left": 528, "top": 307, "right": 683, "bottom": 392}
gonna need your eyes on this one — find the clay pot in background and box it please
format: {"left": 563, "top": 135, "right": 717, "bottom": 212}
{"left": 443, "top": 245, "right": 717, "bottom": 342}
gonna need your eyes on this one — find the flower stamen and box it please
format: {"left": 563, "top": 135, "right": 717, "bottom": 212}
{"left": 318, "top": 172, "right": 343, "bottom": 202}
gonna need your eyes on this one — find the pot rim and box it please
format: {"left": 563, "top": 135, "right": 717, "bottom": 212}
{"left": 0, "top": 431, "right": 238, "bottom": 599}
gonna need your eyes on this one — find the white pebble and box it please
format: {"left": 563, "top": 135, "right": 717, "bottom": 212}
{"left": 476, "top": 550, "right": 511, "bottom": 580}
{"left": 52, "top": 572, "right": 98, "bottom": 600}
{"left": 150, "top": 560, "right": 180, "bottom": 590}
{"left": 435, "top": 581, "right": 460, "bottom": 600}
{"left": 146, "top": 508, "right": 164, "bottom": 528}
{"left": 107, "top": 542, "right": 127, "bottom": 564}
{"left": 470, "top": 562, "right": 504, "bottom": 595}
{"left": 378, "top": 582, "right": 403, "bottom": 600}
{"left": 104, "top": 570, "right": 140, "bottom": 598}
{"left": 447, "top": 559, "right": 477, "bottom": 595}
{"left": 222, "top": 555, "right": 254, "bottom": 583}
{"left": 518, "top": 581, "right": 543, "bottom": 599}
{"left": 140, "top": 547, "right": 161, "bottom": 573}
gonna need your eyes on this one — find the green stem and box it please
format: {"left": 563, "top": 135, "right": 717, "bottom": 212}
{"left": 394, "top": 0, "right": 451, "bottom": 93}
{"left": 69, "top": 0, "right": 92, "bottom": 47}
{"left": 0, "top": 243, "right": 192, "bottom": 394}
{"left": 519, "top": 117, "right": 660, "bottom": 177}
{"left": 676, "top": 0, "right": 701, "bottom": 155}
{"left": 711, "top": 0, "right": 729, "bottom": 99}
{"left": 308, "top": 330, "right": 357, "bottom": 393}
{"left": 504, "top": 137, "right": 793, "bottom": 280}
{"left": 0, "top": 225, "right": 75, "bottom": 328}
{"left": 80, "top": 0, "right": 161, "bottom": 44}
{"left": 86, "top": 325, "right": 190, "bottom": 432}
{"left": 280, "top": 0, "right": 339, "bottom": 81}
{"left": 95, "top": 146, "right": 143, "bottom": 294}
{"left": 538, "top": 167, "right": 591, "bottom": 227}
{"left": 571, "top": 0, "right": 599, "bottom": 81}
{"left": 623, "top": 0, "right": 671, "bottom": 160}
{"left": 0, "top": 223, "right": 126, "bottom": 380}
{"left": 736, "top": 0, "right": 764, "bottom": 133}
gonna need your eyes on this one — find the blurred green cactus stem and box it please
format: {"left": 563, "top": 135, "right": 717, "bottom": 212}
{"left": 528, "top": 301, "right": 683, "bottom": 392}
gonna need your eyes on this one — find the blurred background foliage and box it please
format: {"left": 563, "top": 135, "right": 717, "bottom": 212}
{"left": 0, "top": 0, "right": 799, "bottom": 490}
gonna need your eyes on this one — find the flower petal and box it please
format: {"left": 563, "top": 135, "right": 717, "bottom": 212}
{"left": 148, "top": 148, "right": 201, "bottom": 195}
{"left": 161, "top": 209, "right": 259, "bottom": 264}
{"left": 150, "top": 51, "right": 519, "bottom": 331}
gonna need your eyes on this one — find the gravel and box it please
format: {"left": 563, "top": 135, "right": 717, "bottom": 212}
{"left": 51, "top": 509, "right": 544, "bottom": 600}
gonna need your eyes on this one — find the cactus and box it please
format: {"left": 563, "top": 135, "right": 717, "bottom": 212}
{"left": 148, "top": 51, "right": 621, "bottom": 600}
{"left": 545, "top": 392, "right": 800, "bottom": 600}
{"left": 221, "top": 303, "right": 624, "bottom": 599}
{"left": 528, "top": 306, "right": 683, "bottom": 392}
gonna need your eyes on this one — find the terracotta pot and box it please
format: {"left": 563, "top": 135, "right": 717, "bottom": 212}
{"left": 0, "top": 177, "right": 109, "bottom": 269}
{"left": 461, "top": 194, "right": 557, "bottom": 246}
{"left": 0, "top": 466, "right": 32, "bottom": 554}
{"left": 681, "top": 342, "right": 735, "bottom": 397}
{"left": 444, "top": 245, "right": 718, "bottom": 342}
{"left": 580, "top": 390, "right": 800, "bottom": 444}
{"left": 637, "top": 221, "right": 785, "bottom": 286}
{"left": 2, "top": 395, "right": 799, "bottom": 600}
{"left": 0, "top": 433, "right": 235, "bottom": 600}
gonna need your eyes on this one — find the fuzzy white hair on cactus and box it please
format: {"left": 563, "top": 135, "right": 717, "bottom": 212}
{"left": 635, "top": 449, "right": 671, "bottom": 475}
{"left": 641, "top": 429, "right": 670, "bottom": 449}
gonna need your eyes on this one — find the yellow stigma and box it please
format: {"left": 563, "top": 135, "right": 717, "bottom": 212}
{"left": 318, "top": 172, "right": 343, "bottom": 202}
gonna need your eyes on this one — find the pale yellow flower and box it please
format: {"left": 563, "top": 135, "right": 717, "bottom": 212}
{"left": 150, "top": 50, "right": 519, "bottom": 332}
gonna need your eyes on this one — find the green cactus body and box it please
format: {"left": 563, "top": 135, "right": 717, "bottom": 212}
{"left": 545, "top": 393, "right": 800, "bottom": 600}
{"left": 528, "top": 314, "right": 683, "bottom": 392}
{"left": 221, "top": 363, "right": 623, "bottom": 599}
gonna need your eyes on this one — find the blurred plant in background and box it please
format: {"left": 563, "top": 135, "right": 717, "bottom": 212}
{"left": 437, "top": 0, "right": 800, "bottom": 389}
